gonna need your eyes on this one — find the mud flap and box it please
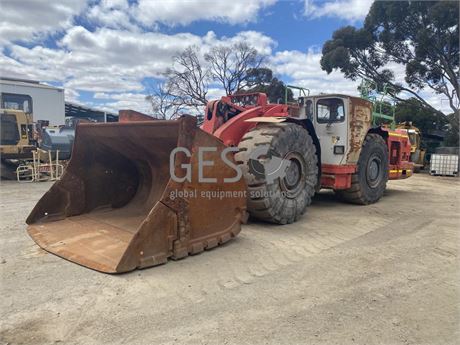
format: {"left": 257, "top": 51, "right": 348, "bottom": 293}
{"left": 26, "top": 116, "right": 246, "bottom": 273}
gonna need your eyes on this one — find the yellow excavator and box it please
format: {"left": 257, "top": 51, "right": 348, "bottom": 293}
{"left": 396, "top": 122, "right": 426, "bottom": 172}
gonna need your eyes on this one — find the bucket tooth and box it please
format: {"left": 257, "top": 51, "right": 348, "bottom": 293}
{"left": 26, "top": 116, "right": 246, "bottom": 273}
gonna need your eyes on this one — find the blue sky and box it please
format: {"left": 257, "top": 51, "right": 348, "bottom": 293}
{"left": 5, "top": 0, "right": 430, "bottom": 114}
{"left": 166, "top": 1, "right": 349, "bottom": 51}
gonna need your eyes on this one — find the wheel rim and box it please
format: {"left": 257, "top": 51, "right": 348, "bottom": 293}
{"left": 280, "top": 152, "right": 305, "bottom": 197}
{"left": 285, "top": 159, "right": 301, "bottom": 188}
{"left": 366, "top": 154, "right": 382, "bottom": 188}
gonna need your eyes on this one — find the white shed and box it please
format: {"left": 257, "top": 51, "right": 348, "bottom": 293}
{"left": 0, "top": 77, "right": 65, "bottom": 125}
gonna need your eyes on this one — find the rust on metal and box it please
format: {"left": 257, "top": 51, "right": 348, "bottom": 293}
{"left": 26, "top": 116, "right": 246, "bottom": 273}
{"left": 347, "top": 97, "right": 372, "bottom": 163}
{"left": 118, "top": 109, "right": 156, "bottom": 122}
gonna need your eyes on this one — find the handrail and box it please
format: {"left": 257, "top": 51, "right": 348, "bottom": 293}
{"left": 359, "top": 79, "right": 396, "bottom": 129}
{"left": 285, "top": 85, "right": 310, "bottom": 104}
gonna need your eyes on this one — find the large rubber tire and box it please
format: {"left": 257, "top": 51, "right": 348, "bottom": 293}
{"left": 235, "top": 123, "right": 318, "bottom": 224}
{"left": 336, "top": 133, "right": 388, "bottom": 205}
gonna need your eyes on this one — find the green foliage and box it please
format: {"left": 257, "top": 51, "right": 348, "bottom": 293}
{"left": 321, "top": 26, "right": 376, "bottom": 78}
{"left": 394, "top": 98, "right": 459, "bottom": 147}
{"left": 375, "top": 101, "right": 393, "bottom": 117}
{"left": 321, "top": 1, "right": 459, "bottom": 117}
{"left": 240, "top": 68, "right": 293, "bottom": 103}
{"left": 395, "top": 98, "right": 445, "bottom": 134}
{"left": 244, "top": 68, "right": 274, "bottom": 87}
{"left": 444, "top": 112, "right": 459, "bottom": 146}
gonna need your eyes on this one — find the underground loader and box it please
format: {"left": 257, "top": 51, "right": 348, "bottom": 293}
{"left": 201, "top": 91, "right": 412, "bottom": 224}
{"left": 26, "top": 116, "right": 246, "bottom": 273}
{"left": 27, "top": 88, "right": 413, "bottom": 273}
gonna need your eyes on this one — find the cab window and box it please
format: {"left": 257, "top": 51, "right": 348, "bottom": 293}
{"left": 1, "top": 93, "right": 33, "bottom": 113}
{"left": 407, "top": 131, "right": 418, "bottom": 147}
{"left": 0, "top": 113, "right": 20, "bottom": 145}
{"left": 317, "top": 98, "right": 345, "bottom": 123}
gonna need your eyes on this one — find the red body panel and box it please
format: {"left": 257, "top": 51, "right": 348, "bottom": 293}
{"left": 321, "top": 164, "right": 356, "bottom": 190}
{"left": 201, "top": 94, "right": 291, "bottom": 146}
{"left": 384, "top": 128, "right": 414, "bottom": 180}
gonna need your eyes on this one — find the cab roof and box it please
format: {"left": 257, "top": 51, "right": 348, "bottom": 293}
{"left": 301, "top": 94, "right": 373, "bottom": 107}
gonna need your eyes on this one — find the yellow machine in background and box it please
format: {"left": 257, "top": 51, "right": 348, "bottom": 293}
{"left": 396, "top": 122, "right": 426, "bottom": 172}
{"left": 1, "top": 93, "right": 65, "bottom": 181}
{"left": 0, "top": 108, "right": 36, "bottom": 179}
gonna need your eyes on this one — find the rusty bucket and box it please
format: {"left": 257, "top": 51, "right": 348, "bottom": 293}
{"left": 26, "top": 116, "right": 246, "bottom": 273}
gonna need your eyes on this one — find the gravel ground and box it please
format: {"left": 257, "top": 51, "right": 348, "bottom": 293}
{"left": 1, "top": 173, "right": 459, "bottom": 345}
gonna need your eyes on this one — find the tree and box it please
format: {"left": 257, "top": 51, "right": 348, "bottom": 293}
{"left": 395, "top": 98, "right": 446, "bottom": 135}
{"left": 394, "top": 98, "right": 459, "bottom": 147}
{"left": 147, "top": 43, "right": 266, "bottom": 116}
{"left": 444, "top": 112, "right": 459, "bottom": 147}
{"left": 239, "top": 67, "right": 293, "bottom": 103}
{"left": 321, "top": 1, "right": 459, "bottom": 122}
{"left": 164, "top": 46, "right": 209, "bottom": 113}
{"left": 145, "top": 82, "right": 186, "bottom": 120}
{"left": 244, "top": 67, "right": 274, "bottom": 88}
{"left": 204, "top": 42, "right": 263, "bottom": 95}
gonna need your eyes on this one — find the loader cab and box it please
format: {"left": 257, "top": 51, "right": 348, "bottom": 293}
{"left": 299, "top": 95, "right": 350, "bottom": 166}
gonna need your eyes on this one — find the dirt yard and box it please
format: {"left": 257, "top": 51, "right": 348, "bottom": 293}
{"left": 1, "top": 174, "right": 459, "bottom": 345}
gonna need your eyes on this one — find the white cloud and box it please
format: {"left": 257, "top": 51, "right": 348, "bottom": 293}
{"left": 0, "top": 0, "right": 277, "bottom": 47}
{"left": 64, "top": 75, "right": 144, "bottom": 93}
{"left": 0, "top": 0, "right": 278, "bottom": 46}
{"left": 2, "top": 0, "right": 450, "bottom": 115}
{"left": 92, "top": 92, "right": 152, "bottom": 114}
{"left": 0, "top": 0, "right": 277, "bottom": 113}
{"left": 84, "top": 0, "right": 277, "bottom": 29}
{"left": 4, "top": 27, "right": 275, "bottom": 97}
{"left": 86, "top": 0, "right": 140, "bottom": 31}
{"left": 134, "top": 0, "right": 277, "bottom": 26}
{"left": 304, "top": 0, "right": 373, "bottom": 21}
{"left": 207, "top": 87, "right": 227, "bottom": 100}
{"left": 64, "top": 88, "right": 80, "bottom": 103}
{"left": 93, "top": 92, "right": 112, "bottom": 100}
{"left": 0, "top": 0, "right": 87, "bottom": 44}
{"left": 271, "top": 49, "right": 455, "bottom": 114}
{"left": 226, "top": 31, "right": 276, "bottom": 56}
{"left": 270, "top": 49, "right": 359, "bottom": 95}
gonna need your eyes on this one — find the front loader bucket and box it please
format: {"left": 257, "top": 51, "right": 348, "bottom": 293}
{"left": 26, "top": 116, "right": 246, "bottom": 273}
